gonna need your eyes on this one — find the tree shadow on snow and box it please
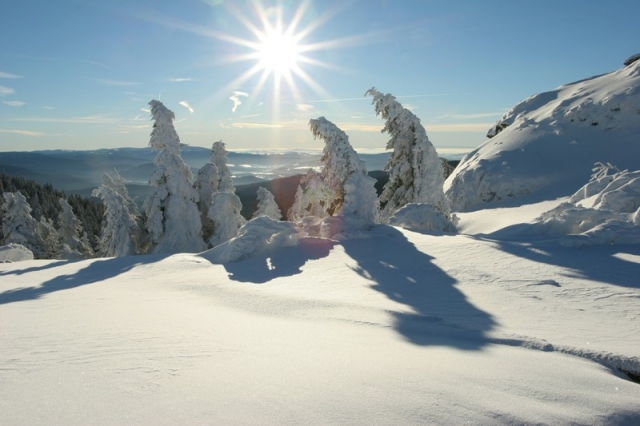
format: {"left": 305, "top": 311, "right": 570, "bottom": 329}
{"left": 0, "top": 255, "right": 166, "bottom": 305}
{"left": 222, "top": 238, "right": 336, "bottom": 284}
{"left": 474, "top": 233, "right": 640, "bottom": 289}
{"left": 341, "top": 226, "right": 496, "bottom": 349}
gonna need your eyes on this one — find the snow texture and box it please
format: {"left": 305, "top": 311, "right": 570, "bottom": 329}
{"left": 144, "top": 100, "right": 206, "bottom": 254}
{"left": 0, "top": 243, "right": 34, "bottom": 262}
{"left": 389, "top": 203, "right": 459, "bottom": 233}
{"left": 366, "top": 87, "right": 449, "bottom": 222}
{"left": 446, "top": 60, "right": 640, "bottom": 211}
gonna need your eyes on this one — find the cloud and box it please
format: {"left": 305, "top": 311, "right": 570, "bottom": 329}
{"left": 339, "top": 122, "right": 492, "bottom": 133}
{"left": 438, "top": 112, "right": 503, "bottom": 120}
{"left": 0, "top": 128, "right": 44, "bottom": 137}
{"left": 231, "top": 122, "right": 283, "bottom": 129}
{"left": 179, "top": 101, "right": 194, "bottom": 114}
{"left": 168, "top": 77, "right": 193, "bottom": 82}
{"left": 95, "top": 78, "right": 140, "bottom": 87}
{"left": 0, "top": 85, "right": 15, "bottom": 96}
{"left": 42, "top": 106, "right": 55, "bottom": 110}
{"left": 308, "top": 93, "right": 458, "bottom": 104}
{"left": 0, "top": 72, "right": 23, "bottom": 79}
{"left": 296, "top": 104, "right": 314, "bottom": 112}
{"left": 230, "top": 91, "right": 249, "bottom": 112}
{"left": 240, "top": 113, "right": 262, "bottom": 119}
{"left": 12, "top": 115, "right": 117, "bottom": 124}
{"left": 3, "top": 100, "right": 25, "bottom": 107}
{"left": 141, "top": 108, "right": 151, "bottom": 113}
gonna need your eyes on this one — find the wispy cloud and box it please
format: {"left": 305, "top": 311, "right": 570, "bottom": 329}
{"left": 0, "top": 128, "right": 44, "bottom": 137}
{"left": 296, "top": 104, "right": 314, "bottom": 112}
{"left": 230, "top": 91, "right": 249, "bottom": 112}
{"left": 0, "top": 72, "right": 23, "bottom": 79}
{"left": 179, "top": 101, "right": 194, "bottom": 114}
{"left": 309, "top": 93, "right": 458, "bottom": 104}
{"left": 339, "top": 122, "right": 491, "bottom": 133}
{"left": 231, "top": 122, "right": 283, "bottom": 129}
{"left": 240, "top": 113, "right": 262, "bottom": 119}
{"left": 0, "top": 85, "right": 15, "bottom": 96}
{"left": 141, "top": 108, "right": 151, "bottom": 113}
{"left": 168, "top": 77, "right": 193, "bottom": 82}
{"left": 438, "top": 112, "right": 503, "bottom": 120}
{"left": 42, "top": 106, "right": 55, "bottom": 110}
{"left": 3, "top": 100, "right": 25, "bottom": 107}
{"left": 85, "top": 60, "right": 108, "bottom": 68}
{"left": 95, "top": 78, "right": 140, "bottom": 87}
{"left": 12, "top": 115, "right": 117, "bottom": 124}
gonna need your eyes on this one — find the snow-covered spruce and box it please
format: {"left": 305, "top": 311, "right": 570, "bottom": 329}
{"left": 194, "top": 148, "right": 220, "bottom": 242}
{"left": 92, "top": 171, "right": 144, "bottom": 257}
{"left": 207, "top": 192, "right": 246, "bottom": 248}
{"left": 253, "top": 187, "right": 282, "bottom": 220}
{"left": 389, "top": 203, "right": 458, "bottom": 234}
{"left": 1, "top": 192, "right": 48, "bottom": 258}
{"left": 366, "top": 88, "right": 450, "bottom": 224}
{"left": 144, "top": 100, "right": 206, "bottom": 254}
{"left": 211, "top": 141, "right": 234, "bottom": 193}
{"left": 288, "top": 169, "right": 332, "bottom": 221}
{"left": 57, "top": 198, "right": 93, "bottom": 260}
{"left": 446, "top": 60, "right": 640, "bottom": 211}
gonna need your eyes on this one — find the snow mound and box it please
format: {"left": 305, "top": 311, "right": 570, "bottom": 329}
{"left": 446, "top": 59, "right": 640, "bottom": 211}
{"left": 201, "top": 216, "right": 299, "bottom": 263}
{"left": 389, "top": 203, "right": 458, "bottom": 233}
{"left": 0, "top": 243, "right": 34, "bottom": 262}
{"left": 530, "top": 168, "right": 640, "bottom": 246}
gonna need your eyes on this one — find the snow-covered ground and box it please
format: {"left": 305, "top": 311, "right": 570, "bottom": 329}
{"left": 2, "top": 199, "right": 639, "bottom": 424}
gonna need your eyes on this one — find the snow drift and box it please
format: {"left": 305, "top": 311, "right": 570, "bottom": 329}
{"left": 446, "top": 58, "right": 640, "bottom": 211}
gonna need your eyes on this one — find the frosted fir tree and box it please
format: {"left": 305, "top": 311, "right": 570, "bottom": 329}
{"left": 211, "top": 141, "right": 234, "bottom": 193}
{"left": 207, "top": 192, "right": 246, "bottom": 248}
{"left": 92, "top": 171, "right": 143, "bottom": 257}
{"left": 366, "top": 87, "right": 450, "bottom": 222}
{"left": 288, "top": 169, "right": 333, "bottom": 221}
{"left": 194, "top": 147, "right": 220, "bottom": 242}
{"left": 1, "top": 191, "right": 48, "bottom": 258}
{"left": 309, "top": 116, "right": 379, "bottom": 229}
{"left": 57, "top": 197, "right": 94, "bottom": 260}
{"left": 253, "top": 187, "right": 282, "bottom": 220}
{"left": 144, "top": 100, "right": 206, "bottom": 254}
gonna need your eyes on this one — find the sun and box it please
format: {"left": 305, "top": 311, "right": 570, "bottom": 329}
{"left": 255, "top": 27, "right": 302, "bottom": 76}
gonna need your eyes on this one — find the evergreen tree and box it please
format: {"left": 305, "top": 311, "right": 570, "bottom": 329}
{"left": 288, "top": 169, "right": 332, "bottom": 221}
{"left": 57, "top": 198, "right": 93, "bottom": 260}
{"left": 366, "top": 87, "right": 450, "bottom": 222}
{"left": 1, "top": 191, "right": 48, "bottom": 258}
{"left": 211, "top": 141, "right": 234, "bottom": 193}
{"left": 194, "top": 148, "right": 220, "bottom": 242}
{"left": 207, "top": 192, "right": 246, "bottom": 248}
{"left": 144, "top": 100, "right": 206, "bottom": 254}
{"left": 92, "top": 171, "right": 143, "bottom": 257}
{"left": 253, "top": 187, "right": 282, "bottom": 220}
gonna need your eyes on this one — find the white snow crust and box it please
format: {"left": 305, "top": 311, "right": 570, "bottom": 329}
{"left": 446, "top": 61, "right": 640, "bottom": 211}
{"left": 0, "top": 243, "right": 34, "bottom": 262}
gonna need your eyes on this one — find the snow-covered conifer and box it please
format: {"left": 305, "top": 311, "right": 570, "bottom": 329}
{"left": 207, "top": 192, "right": 246, "bottom": 248}
{"left": 288, "top": 169, "right": 332, "bottom": 221}
{"left": 309, "top": 116, "right": 379, "bottom": 229}
{"left": 211, "top": 141, "right": 234, "bottom": 193}
{"left": 144, "top": 100, "right": 206, "bottom": 254}
{"left": 194, "top": 150, "right": 220, "bottom": 241}
{"left": 253, "top": 187, "right": 282, "bottom": 220}
{"left": 92, "top": 171, "right": 143, "bottom": 257}
{"left": 57, "top": 198, "right": 93, "bottom": 259}
{"left": 366, "top": 87, "right": 450, "bottom": 222}
{"left": 1, "top": 191, "right": 48, "bottom": 258}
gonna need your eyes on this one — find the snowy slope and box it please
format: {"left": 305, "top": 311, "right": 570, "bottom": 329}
{"left": 445, "top": 59, "right": 640, "bottom": 211}
{"left": 2, "top": 221, "right": 640, "bottom": 425}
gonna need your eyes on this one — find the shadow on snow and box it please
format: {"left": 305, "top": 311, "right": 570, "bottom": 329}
{"left": 341, "top": 226, "right": 496, "bottom": 349}
{"left": 222, "top": 237, "right": 336, "bottom": 284}
{"left": 0, "top": 255, "right": 166, "bottom": 305}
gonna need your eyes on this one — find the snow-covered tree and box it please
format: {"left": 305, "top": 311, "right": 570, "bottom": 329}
{"left": 253, "top": 187, "right": 282, "bottom": 220}
{"left": 207, "top": 192, "right": 246, "bottom": 248}
{"left": 366, "top": 87, "right": 450, "bottom": 222}
{"left": 144, "top": 100, "right": 206, "bottom": 254}
{"left": 194, "top": 148, "right": 220, "bottom": 241}
{"left": 211, "top": 141, "right": 234, "bottom": 193}
{"left": 309, "top": 116, "right": 379, "bottom": 229}
{"left": 92, "top": 171, "right": 143, "bottom": 257}
{"left": 57, "top": 197, "right": 93, "bottom": 260}
{"left": 1, "top": 191, "right": 48, "bottom": 258}
{"left": 288, "top": 169, "right": 332, "bottom": 221}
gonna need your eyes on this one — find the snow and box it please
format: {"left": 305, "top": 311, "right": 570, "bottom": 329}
{"left": 446, "top": 60, "right": 640, "bottom": 211}
{"left": 0, "top": 243, "right": 34, "bottom": 262}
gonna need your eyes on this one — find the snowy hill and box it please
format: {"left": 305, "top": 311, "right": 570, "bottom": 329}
{"left": 445, "top": 58, "right": 640, "bottom": 211}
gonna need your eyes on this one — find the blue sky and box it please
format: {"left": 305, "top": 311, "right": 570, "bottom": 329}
{"left": 1, "top": 0, "right": 638, "bottom": 153}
